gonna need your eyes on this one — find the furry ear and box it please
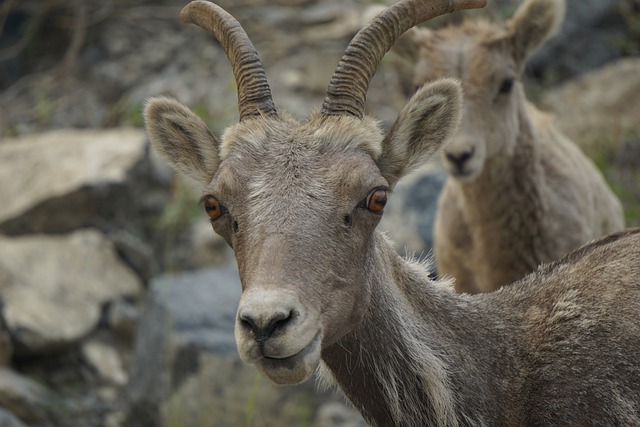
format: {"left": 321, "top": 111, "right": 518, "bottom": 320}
{"left": 144, "top": 96, "right": 221, "bottom": 185}
{"left": 508, "top": 0, "right": 565, "bottom": 67}
{"left": 377, "top": 78, "right": 462, "bottom": 188}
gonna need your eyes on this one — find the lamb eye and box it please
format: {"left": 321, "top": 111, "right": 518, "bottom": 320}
{"left": 365, "top": 189, "right": 388, "bottom": 214}
{"left": 203, "top": 196, "right": 225, "bottom": 221}
{"left": 498, "top": 78, "right": 514, "bottom": 95}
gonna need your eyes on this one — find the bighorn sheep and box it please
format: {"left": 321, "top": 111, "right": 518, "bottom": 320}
{"left": 393, "top": 0, "right": 625, "bottom": 293}
{"left": 144, "top": 0, "right": 640, "bottom": 426}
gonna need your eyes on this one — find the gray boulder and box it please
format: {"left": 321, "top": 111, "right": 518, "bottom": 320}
{"left": 530, "top": 0, "right": 632, "bottom": 82}
{"left": 0, "top": 230, "right": 143, "bottom": 355}
{"left": 81, "top": 333, "right": 129, "bottom": 387}
{"left": 0, "top": 320, "right": 12, "bottom": 367}
{"left": 0, "top": 367, "right": 57, "bottom": 425}
{"left": 441, "top": 0, "right": 634, "bottom": 83}
{"left": 0, "top": 128, "right": 172, "bottom": 280}
{"left": 313, "top": 402, "right": 368, "bottom": 427}
{"left": 542, "top": 57, "right": 640, "bottom": 146}
{"left": 125, "top": 267, "right": 360, "bottom": 427}
{"left": 0, "top": 408, "right": 28, "bottom": 427}
{"left": 1, "top": 128, "right": 142, "bottom": 233}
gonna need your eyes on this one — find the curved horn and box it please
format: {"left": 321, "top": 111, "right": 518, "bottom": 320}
{"left": 181, "top": 1, "right": 277, "bottom": 121}
{"left": 321, "top": 0, "right": 487, "bottom": 118}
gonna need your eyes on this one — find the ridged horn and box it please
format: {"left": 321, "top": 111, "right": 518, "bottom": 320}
{"left": 180, "top": 1, "right": 277, "bottom": 121}
{"left": 321, "top": 0, "right": 487, "bottom": 118}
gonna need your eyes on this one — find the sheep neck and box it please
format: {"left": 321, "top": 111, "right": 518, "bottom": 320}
{"left": 320, "top": 235, "right": 518, "bottom": 426}
{"left": 459, "top": 104, "right": 547, "bottom": 268}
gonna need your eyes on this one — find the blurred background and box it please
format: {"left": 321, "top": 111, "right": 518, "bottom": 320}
{"left": 0, "top": 0, "right": 638, "bottom": 426}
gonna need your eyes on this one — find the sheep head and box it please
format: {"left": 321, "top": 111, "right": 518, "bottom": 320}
{"left": 395, "top": 0, "right": 565, "bottom": 181}
{"left": 144, "top": 0, "right": 485, "bottom": 385}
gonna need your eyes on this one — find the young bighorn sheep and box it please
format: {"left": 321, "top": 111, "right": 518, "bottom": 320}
{"left": 394, "top": 0, "right": 625, "bottom": 293}
{"left": 145, "top": 0, "right": 640, "bottom": 425}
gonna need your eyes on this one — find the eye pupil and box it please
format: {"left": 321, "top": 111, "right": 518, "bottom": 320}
{"left": 499, "top": 78, "right": 514, "bottom": 95}
{"left": 203, "top": 196, "right": 223, "bottom": 221}
{"left": 366, "top": 189, "right": 388, "bottom": 213}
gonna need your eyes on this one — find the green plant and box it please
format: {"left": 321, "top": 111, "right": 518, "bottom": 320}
{"left": 125, "top": 102, "right": 145, "bottom": 127}
{"left": 156, "top": 178, "right": 203, "bottom": 271}
{"left": 35, "top": 94, "right": 55, "bottom": 126}
{"left": 614, "top": 0, "right": 640, "bottom": 56}
{"left": 244, "top": 371, "right": 262, "bottom": 426}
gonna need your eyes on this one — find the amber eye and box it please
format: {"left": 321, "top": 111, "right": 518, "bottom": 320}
{"left": 203, "top": 196, "right": 224, "bottom": 221}
{"left": 366, "top": 189, "right": 388, "bottom": 214}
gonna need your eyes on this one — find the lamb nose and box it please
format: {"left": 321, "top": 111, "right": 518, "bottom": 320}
{"left": 446, "top": 148, "right": 474, "bottom": 168}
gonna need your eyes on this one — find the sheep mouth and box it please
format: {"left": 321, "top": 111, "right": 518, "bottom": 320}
{"left": 449, "top": 167, "right": 478, "bottom": 181}
{"left": 256, "top": 332, "right": 322, "bottom": 385}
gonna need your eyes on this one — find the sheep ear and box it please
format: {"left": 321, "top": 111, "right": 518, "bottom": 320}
{"left": 144, "top": 97, "right": 221, "bottom": 185}
{"left": 508, "top": 0, "right": 565, "bottom": 67}
{"left": 378, "top": 79, "right": 462, "bottom": 188}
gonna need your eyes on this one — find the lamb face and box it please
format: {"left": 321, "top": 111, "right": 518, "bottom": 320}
{"left": 399, "top": 0, "right": 565, "bottom": 181}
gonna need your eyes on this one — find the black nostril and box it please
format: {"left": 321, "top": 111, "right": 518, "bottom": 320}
{"left": 264, "top": 310, "right": 294, "bottom": 337}
{"left": 240, "top": 314, "right": 258, "bottom": 333}
{"left": 240, "top": 310, "right": 295, "bottom": 342}
{"left": 446, "top": 148, "right": 474, "bottom": 168}
{"left": 459, "top": 149, "right": 473, "bottom": 163}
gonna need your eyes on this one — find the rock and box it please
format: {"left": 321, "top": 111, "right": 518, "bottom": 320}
{"left": 0, "top": 408, "right": 28, "bottom": 427}
{"left": 0, "top": 367, "right": 56, "bottom": 424}
{"left": 125, "top": 267, "right": 360, "bottom": 427}
{"left": 161, "top": 356, "right": 344, "bottom": 427}
{"left": 179, "top": 216, "right": 234, "bottom": 270}
{"left": 82, "top": 335, "right": 129, "bottom": 387}
{"left": 313, "top": 402, "right": 368, "bottom": 427}
{"left": 105, "top": 300, "right": 140, "bottom": 344}
{"left": 0, "top": 320, "right": 12, "bottom": 367}
{"left": 530, "top": 0, "right": 631, "bottom": 82}
{"left": 542, "top": 58, "right": 640, "bottom": 146}
{"left": 0, "top": 128, "right": 170, "bottom": 244}
{"left": 299, "top": 4, "right": 361, "bottom": 41}
{"left": 380, "top": 163, "right": 447, "bottom": 258}
{"left": 104, "top": 411, "right": 127, "bottom": 427}
{"left": 109, "top": 230, "right": 158, "bottom": 285}
{"left": 125, "top": 267, "right": 244, "bottom": 427}
{"left": 0, "top": 230, "right": 143, "bottom": 355}
{"left": 8, "top": 345, "right": 124, "bottom": 427}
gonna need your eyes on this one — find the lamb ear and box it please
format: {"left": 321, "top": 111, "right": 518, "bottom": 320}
{"left": 508, "top": 0, "right": 565, "bottom": 67}
{"left": 144, "top": 96, "right": 221, "bottom": 185}
{"left": 377, "top": 78, "right": 462, "bottom": 188}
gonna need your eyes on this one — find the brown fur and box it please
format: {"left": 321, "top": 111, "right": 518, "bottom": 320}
{"left": 144, "top": 1, "right": 640, "bottom": 425}
{"left": 394, "top": 0, "right": 624, "bottom": 293}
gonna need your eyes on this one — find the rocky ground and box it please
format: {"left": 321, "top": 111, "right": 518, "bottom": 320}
{"left": 0, "top": 0, "right": 639, "bottom": 426}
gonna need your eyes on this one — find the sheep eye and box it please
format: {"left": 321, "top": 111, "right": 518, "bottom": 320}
{"left": 365, "top": 189, "right": 388, "bottom": 214}
{"left": 498, "top": 78, "right": 514, "bottom": 95}
{"left": 203, "top": 196, "right": 225, "bottom": 221}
